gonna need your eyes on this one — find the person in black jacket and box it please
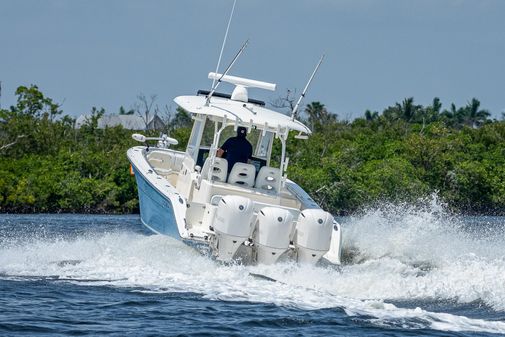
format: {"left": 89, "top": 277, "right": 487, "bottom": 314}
{"left": 217, "top": 126, "right": 252, "bottom": 174}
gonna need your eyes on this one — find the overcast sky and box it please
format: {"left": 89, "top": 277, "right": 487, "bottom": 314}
{"left": 1, "top": 0, "right": 504, "bottom": 119}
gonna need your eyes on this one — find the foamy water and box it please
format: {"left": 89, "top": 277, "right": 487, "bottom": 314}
{"left": 0, "top": 203, "right": 504, "bottom": 334}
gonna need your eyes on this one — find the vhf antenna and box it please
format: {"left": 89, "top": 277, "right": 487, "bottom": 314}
{"left": 290, "top": 55, "right": 325, "bottom": 121}
{"left": 212, "top": 0, "right": 237, "bottom": 88}
{"left": 206, "top": 39, "right": 249, "bottom": 105}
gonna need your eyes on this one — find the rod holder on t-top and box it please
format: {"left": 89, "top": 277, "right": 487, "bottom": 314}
{"left": 290, "top": 54, "right": 325, "bottom": 121}
{"left": 206, "top": 39, "right": 249, "bottom": 106}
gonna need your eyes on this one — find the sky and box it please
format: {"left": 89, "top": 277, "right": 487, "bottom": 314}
{"left": 1, "top": 0, "right": 504, "bottom": 119}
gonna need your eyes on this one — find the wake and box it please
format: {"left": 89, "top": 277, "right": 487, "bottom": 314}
{"left": 0, "top": 202, "right": 504, "bottom": 334}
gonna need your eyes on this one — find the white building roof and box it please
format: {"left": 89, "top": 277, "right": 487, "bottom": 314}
{"left": 75, "top": 114, "right": 163, "bottom": 130}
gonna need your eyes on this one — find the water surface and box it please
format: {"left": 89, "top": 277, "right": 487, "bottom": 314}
{"left": 1, "top": 206, "right": 504, "bottom": 336}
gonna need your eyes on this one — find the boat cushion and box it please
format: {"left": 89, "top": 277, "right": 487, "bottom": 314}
{"left": 255, "top": 166, "right": 280, "bottom": 193}
{"left": 228, "top": 163, "right": 256, "bottom": 187}
{"left": 202, "top": 157, "right": 228, "bottom": 182}
{"left": 147, "top": 151, "right": 186, "bottom": 172}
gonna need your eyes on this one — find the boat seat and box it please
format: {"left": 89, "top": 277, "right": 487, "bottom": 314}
{"left": 202, "top": 157, "right": 228, "bottom": 182}
{"left": 228, "top": 163, "right": 256, "bottom": 187}
{"left": 147, "top": 151, "right": 173, "bottom": 174}
{"left": 255, "top": 166, "right": 280, "bottom": 193}
{"left": 147, "top": 151, "right": 186, "bottom": 171}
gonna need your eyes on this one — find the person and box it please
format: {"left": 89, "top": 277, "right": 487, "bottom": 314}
{"left": 217, "top": 126, "right": 252, "bottom": 174}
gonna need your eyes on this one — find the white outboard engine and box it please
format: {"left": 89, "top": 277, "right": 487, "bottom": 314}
{"left": 294, "top": 209, "right": 333, "bottom": 264}
{"left": 255, "top": 207, "right": 294, "bottom": 265}
{"left": 213, "top": 195, "right": 254, "bottom": 262}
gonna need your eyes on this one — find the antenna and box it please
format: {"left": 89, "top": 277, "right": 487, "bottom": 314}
{"left": 213, "top": 0, "right": 237, "bottom": 88}
{"left": 206, "top": 39, "right": 249, "bottom": 105}
{"left": 290, "top": 55, "right": 325, "bottom": 120}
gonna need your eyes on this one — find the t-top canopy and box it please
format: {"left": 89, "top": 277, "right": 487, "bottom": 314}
{"left": 174, "top": 95, "right": 311, "bottom": 134}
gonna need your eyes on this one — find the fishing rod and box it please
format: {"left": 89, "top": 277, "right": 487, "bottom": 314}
{"left": 212, "top": 0, "right": 237, "bottom": 88}
{"left": 206, "top": 39, "right": 249, "bottom": 105}
{"left": 290, "top": 54, "right": 325, "bottom": 121}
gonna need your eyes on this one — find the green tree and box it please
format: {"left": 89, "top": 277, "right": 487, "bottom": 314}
{"left": 364, "top": 109, "right": 379, "bottom": 121}
{"left": 168, "top": 107, "right": 192, "bottom": 130}
{"left": 119, "top": 106, "right": 134, "bottom": 115}
{"left": 459, "top": 98, "right": 490, "bottom": 127}
{"left": 304, "top": 101, "right": 337, "bottom": 132}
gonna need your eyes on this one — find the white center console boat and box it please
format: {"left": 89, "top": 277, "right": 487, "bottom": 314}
{"left": 127, "top": 72, "right": 342, "bottom": 265}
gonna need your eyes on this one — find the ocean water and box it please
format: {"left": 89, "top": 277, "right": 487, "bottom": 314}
{"left": 1, "top": 203, "right": 505, "bottom": 336}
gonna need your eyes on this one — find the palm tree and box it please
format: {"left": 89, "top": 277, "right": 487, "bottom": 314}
{"left": 424, "top": 97, "right": 442, "bottom": 123}
{"left": 431, "top": 97, "right": 442, "bottom": 114}
{"left": 386, "top": 97, "right": 420, "bottom": 122}
{"left": 441, "top": 102, "right": 459, "bottom": 127}
{"left": 364, "top": 109, "right": 379, "bottom": 121}
{"left": 305, "top": 102, "right": 337, "bottom": 132}
{"left": 460, "top": 98, "right": 490, "bottom": 127}
{"left": 398, "top": 97, "right": 423, "bottom": 122}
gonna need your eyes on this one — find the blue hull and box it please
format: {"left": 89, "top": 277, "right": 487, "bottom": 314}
{"left": 133, "top": 167, "right": 181, "bottom": 239}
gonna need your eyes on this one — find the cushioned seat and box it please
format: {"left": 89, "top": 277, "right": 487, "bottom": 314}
{"left": 202, "top": 157, "right": 228, "bottom": 182}
{"left": 147, "top": 151, "right": 174, "bottom": 175}
{"left": 228, "top": 163, "right": 256, "bottom": 187}
{"left": 255, "top": 166, "right": 280, "bottom": 192}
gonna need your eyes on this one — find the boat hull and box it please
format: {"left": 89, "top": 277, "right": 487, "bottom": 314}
{"left": 133, "top": 166, "right": 181, "bottom": 239}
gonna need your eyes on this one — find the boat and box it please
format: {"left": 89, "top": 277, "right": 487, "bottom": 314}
{"left": 127, "top": 69, "right": 342, "bottom": 266}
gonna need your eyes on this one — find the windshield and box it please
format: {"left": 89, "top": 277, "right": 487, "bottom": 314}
{"left": 188, "top": 116, "right": 278, "bottom": 170}
{"left": 217, "top": 126, "right": 272, "bottom": 160}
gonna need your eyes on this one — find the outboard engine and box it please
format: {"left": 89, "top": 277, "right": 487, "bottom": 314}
{"left": 213, "top": 195, "right": 254, "bottom": 262}
{"left": 255, "top": 207, "right": 294, "bottom": 265}
{"left": 294, "top": 209, "right": 333, "bottom": 264}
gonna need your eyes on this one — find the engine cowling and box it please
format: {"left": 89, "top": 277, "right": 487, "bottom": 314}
{"left": 213, "top": 195, "right": 254, "bottom": 262}
{"left": 255, "top": 207, "right": 294, "bottom": 265}
{"left": 295, "top": 209, "right": 333, "bottom": 264}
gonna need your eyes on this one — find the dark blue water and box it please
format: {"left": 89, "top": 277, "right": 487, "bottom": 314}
{"left": 1, "top": 211, "right": 504, "bottom": 336}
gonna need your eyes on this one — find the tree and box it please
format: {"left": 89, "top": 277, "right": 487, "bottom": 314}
{"left": 460, "top": 98, "right": 490, "bottom": 128}
{"left": 364, "top": 109, "right": 379, "bottom": 121}
{"left": 399, "top": 97, "right": 415, "bottom": 121}
{"left": 304, "top": 101, "right": 337, "bottom": 132}
{"left": 0, "top": 85, "right": 66, "bottom": 156}
{"left": 383, "top": 97, "right": 424, "bottom": 123}
{"left": 133, "top": 93, "right": 157, "bottom": 130}
{"left": 168, "top": 107, "right": 192, "bottom": 130}
{"left": 119, "top": 106, "right": 134, "bottom": 115}
{"left": 0, "top": 135, "right": 27, "bottom": 152}
{"left": 423, "top": 97, "right": 442, "bottom": 123}
{"left": 441, "top": 99, "right": 490, "bottom": 128}
{"left": 270, "top": 89, "right": 297, "bottom": 115}
{"left": 431, "top": 97, "right": 442, "bottom": 114}
{"left": 13, "top": 85, "right": 62, "bottom": 121}
{"left": 81, "top": 107, "right": 105, "bottom": 131}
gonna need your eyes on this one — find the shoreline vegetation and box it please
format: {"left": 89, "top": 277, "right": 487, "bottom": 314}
{"left": 0, "top": 85, "right": 504, "bottom": 215}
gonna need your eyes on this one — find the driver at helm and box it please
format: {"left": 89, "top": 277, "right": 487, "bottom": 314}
{"left": 217, "top": 126, "right": 252, "bottom": 174}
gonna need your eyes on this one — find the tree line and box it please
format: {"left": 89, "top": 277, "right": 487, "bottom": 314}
{"left": 285, "top": 98, "right": 504, "bottom": 214}
{"left": 0, "top": 85, "right": 503, "bottom": 214}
